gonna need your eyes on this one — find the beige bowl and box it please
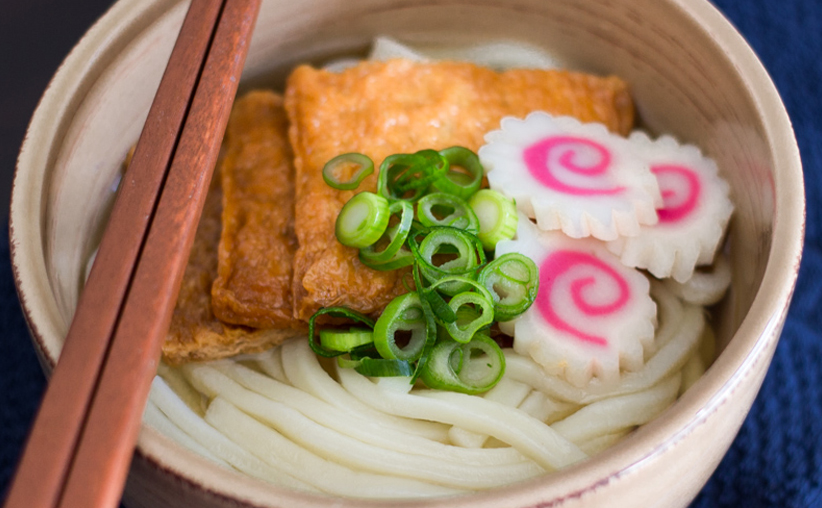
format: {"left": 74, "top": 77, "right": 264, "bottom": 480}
{"left": 11, "top": 0, "right": 804, "bottom": 506}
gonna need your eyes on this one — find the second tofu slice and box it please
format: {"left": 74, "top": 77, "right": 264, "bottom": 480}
{"left": 211, "top": 91, "right": 303, "bottom": 329}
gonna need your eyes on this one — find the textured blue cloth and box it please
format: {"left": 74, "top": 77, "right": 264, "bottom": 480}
{"left": 1, "top": 0, "right": 821, "bottom": 506}
{"left": 690, "top": 0, "right": 822, "bottom": 506}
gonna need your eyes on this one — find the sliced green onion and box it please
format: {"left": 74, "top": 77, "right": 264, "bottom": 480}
{"left": 468, "top": 189, "right": 518, "bottom": 250}
{"left": 337, "top": 355, "right": 363, "bottom": 369}
{"left": 431, "top": 146, "right": 484, "bottom": 200}
{"left": 442, "top": 291, "right": 495, "bottom": 343}
{"left": 416, "top": 193, "right": 479, "bottom": 233}
{"left": 320, "top": 147, "right": 517, "bottom": 392}
{"left": 322, "top": 153, "right": 374, "bottom": 190}
{"left": 410, "top": 227, "right": 485, "bottom": 295}
{"left": 354, "top": 358, "right": 414, "bottom": 377}
{"left": 308, "top": 307, "right": 376, "bottom": 358}
{"left": 420, "top": 288, "right": 457, "bottom": 324}
{"left": 394, "top": 150, "right": 448, "bottom": 192}
{"left": 436, "top": 323, "right": 453, "bottom": 343}
{"left": 378, "top": 153, "right": 423, "bottom": 201}
{"left": 335, "top": 192, "right": 390, "bottom": 248}
{"left": 337, "top": 354, "right": 414, "bottom": 377}
{"left": 347, "top": 344, "right": 381, "bottom": 360}
{"left": 411, "top": 258, "right": 427, "bottom": 292}
{"left": 373, "top": 292, "right": 434, "bottom": 362}
{"left": 409, "top": 292, "right": 439, "bottom": 383}
{"left": 378, "top": 151, "right": 449, "bottom": 202}
{"left": 420, "top": 334, "right": 505, "bottom": 394}
{"left": 359, "top": 200, "right": 413, "bottom": 265}
{"left": 453, "top": 304, "right": 483, "bottom": 330}
{"left": 478, "top": 252, "right": 539, "bottom": 321}
{"left": 425, "top": 275, "right": 495, "bottom": 302}
{"left": 360, "top": 247, "right": 415, "bottom": 271}
{"left": 425, "top": 275, "right": 494, "bottom": 327}
{"left": 320, "top": 327, "right": 374, "bottom": 352}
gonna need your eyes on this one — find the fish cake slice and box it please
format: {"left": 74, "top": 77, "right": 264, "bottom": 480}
{"left": 285, "top": 59, "right": 634, "bottom": 320}
{"left": 210, "top": 90, "right": 302, "bottom": 329}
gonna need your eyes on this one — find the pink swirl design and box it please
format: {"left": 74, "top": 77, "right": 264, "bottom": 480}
{"left": 536, "top": 250, "right": 630, "bottom": 346}
{"left": 652, "top": 164, "right": 701, "bottom": 223}
{"left": 523, "top": 135, "right": 625, "bottom": 196}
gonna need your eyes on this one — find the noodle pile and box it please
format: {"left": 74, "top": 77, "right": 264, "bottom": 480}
{"left": 145, "top": 276, "right": 723, "bottom": 498}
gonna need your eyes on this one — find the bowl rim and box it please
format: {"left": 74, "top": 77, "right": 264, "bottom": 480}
{"left": 10, "top": 0, "right": 805, "bottom": 506}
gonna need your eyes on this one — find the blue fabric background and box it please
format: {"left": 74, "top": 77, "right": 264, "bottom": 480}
{"left": 1, "top": 0, "right": 820, "bottom": 505}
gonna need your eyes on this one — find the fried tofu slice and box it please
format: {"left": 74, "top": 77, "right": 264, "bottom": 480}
{"left": 163, "top": 91, "right": 303, "bottom": 364}
{"left": 210, "top": 90, "right": 303, "bottom": 329}
{"left": 163, "top": 166, "right": 303, "bottom": 365}
{"left": 284, "top": 59, "right": 635, "bottom": 320}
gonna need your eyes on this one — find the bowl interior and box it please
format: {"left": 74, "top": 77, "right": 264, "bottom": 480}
{"left": 11, "top": 0, "right": 803, "bottom": 506}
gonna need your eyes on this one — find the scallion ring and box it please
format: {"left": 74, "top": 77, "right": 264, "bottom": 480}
{"left": 335, "top": 191, "right": 390, "bottom": 249}
{"left": 359, "top": 247, "right": 415, "bottom": 271}
{"left": 373, "top": 292, "right": 435, "bottom": 362}
{"left": 478, "top": 252, "right": 539, "bottom": 321}
{"left": 378, "top": 151, "right": 449, "bottom": 202}
{"left": 336, "top": 354, "right": 414, "bottom": 377}
{"left": 423, "top": 275, "right": 494, "bottom": 324}
{"left": 378, "top": 153, "right": 424, "bottom": 201}
{"left": 394, "top": 150, "right": 449, "bottom": 192}
{"left": 416, "top": 192, "right": 479, "bottom": 233}
{"left": 359, "top": 200, "right": 414, "bottom": 265}
{"left": 442, "top": 291, "right": 495, "bottom": 343}
{"left": 354, "top": 358, "right": 414, "bottom": 377}
{"left": 433, "top": 307, "right": 486, "bottom": 343}
{"left": 409, "top": 290, "right": 439, "bottom": 383}
{"left": 468, "top": 189, "right": 518, "bottom": 250}
{"left": 420, "top": 287, "right": 457, "bottom": 324}
{"left": 322, "top": 153, "right": 374, "bottom": 190}
{"left": 419, "top": 274, "right": 494, "bottom": 329}
{"left": 409, "top": 227, "right": 485, "bottom": 295}
{"left": 308, "top": 307, "right": 376, "bottom": 358}
{"left": 320, "top": 327, "right": 374, "bottom": 352}
{"left": 425, "top": 275, "right": 495, "bottom": 303}
{"left": 336, "top": 355, "right": 361, "bottom": 370}
{"left": 419, "top": 334, "right": 505, "bottom": 394}
{"left": 431, "top": 146, "right": 484, "bottom": 200}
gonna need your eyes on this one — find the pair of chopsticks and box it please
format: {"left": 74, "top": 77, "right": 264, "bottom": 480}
{"left": 4, "top": 0, "right": 261, "bottom": 507}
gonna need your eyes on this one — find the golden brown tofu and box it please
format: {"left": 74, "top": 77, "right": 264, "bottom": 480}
{"left": 163, "top": 167, "right": 302, "bottom": 365}
{"left": 210, "top": 91, "right": 303, "bottom": 329}
{"left": 164, "top": 90, "right": 304, "bottom": 364}
{"left": 284, "top": 59, "right": 634, "bottom": 320}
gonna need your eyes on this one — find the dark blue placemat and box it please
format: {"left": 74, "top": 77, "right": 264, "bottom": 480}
{"left": 0, "top": 228, "right": 47, "bottom": 500}
{"left": 691, "top": 0, "right": 822, "bottom": 506}
{"left": 1, "top": 0, "right": 821, "bottom": 506}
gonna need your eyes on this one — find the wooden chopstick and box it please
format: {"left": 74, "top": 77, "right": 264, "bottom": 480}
{"left": 3, "top": 1, "right": 261, "bottom": 507}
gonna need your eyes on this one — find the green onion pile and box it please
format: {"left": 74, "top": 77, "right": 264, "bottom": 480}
{"left": 309, "top": 147, "right": 538, "bottom": 395}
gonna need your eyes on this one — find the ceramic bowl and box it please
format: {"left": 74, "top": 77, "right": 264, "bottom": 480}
{"left": 10, "top": 0, "right": 804, "bottom": 506}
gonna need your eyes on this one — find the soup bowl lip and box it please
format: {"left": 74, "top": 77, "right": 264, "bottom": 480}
{"left": 10, "top": 0, "right": 805, "bottom": 505}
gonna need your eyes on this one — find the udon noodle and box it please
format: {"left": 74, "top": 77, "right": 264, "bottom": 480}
{"left": 145, "top": 278, "right": 718, "bottom": 497}
{"left": 132, "top": 38, "right": 732, "bottom": 498}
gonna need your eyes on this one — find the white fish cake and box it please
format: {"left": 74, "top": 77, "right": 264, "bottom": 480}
{"left": 480, "top": 112, "right": 661, "bottom": 241}
{"left": 606, "top": 132, "right": 734, "bottom": 282}
{"left": 497, "top": 217, "right": 657, "bottom": 387}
